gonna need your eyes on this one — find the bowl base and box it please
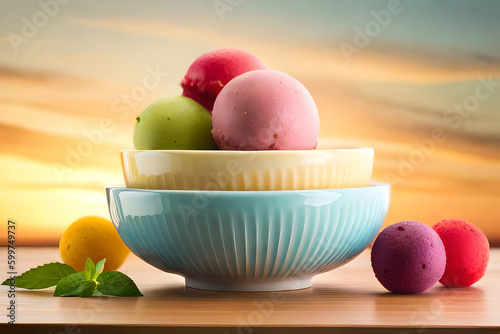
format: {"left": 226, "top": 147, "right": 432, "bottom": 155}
{"left": 185, "top": 276, "right": 312, "bottom": 292}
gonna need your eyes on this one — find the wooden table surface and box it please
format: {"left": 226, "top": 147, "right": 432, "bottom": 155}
{"left": 1, "top": 247, "right": 499, "bottom": 334}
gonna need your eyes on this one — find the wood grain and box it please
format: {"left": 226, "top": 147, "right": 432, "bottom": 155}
{"left": 1, "top": 247, "right": 499, "bottom": 333}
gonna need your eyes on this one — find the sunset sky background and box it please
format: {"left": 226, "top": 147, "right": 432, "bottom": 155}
{"left": 1, "top": 0, "right": 499, "bottom": 246}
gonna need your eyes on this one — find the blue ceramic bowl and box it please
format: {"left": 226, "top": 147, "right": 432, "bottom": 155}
{"left": 106, "top": 182, "right": 390, "bottom": 291}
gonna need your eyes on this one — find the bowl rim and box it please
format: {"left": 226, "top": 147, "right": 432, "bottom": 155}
{"left": 106, "top": 181, "right": 390, "bottom": 195}
{"left": 121, "top": 148, "right": 374, "bottom": 155}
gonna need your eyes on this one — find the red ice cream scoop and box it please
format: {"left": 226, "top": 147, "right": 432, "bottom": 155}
{"left": 433, "top": 219, "right": 490, "bottom": 287}
{"left": 181, "top": 48, "right": 268, "bottom": 111}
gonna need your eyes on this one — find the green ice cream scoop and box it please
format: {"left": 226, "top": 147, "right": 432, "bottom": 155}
{"left": 134, "top": 96, "right": 218, "bottom": 150}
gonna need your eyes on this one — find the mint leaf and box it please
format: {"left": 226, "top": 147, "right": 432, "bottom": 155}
{"left": 83, "top": 258, "right": 95, "bottom": 281}
{"left": 54, "top": 273, "right": 97, "bottom": 297}
{"left": 1, "top": 263, "right": 76, "bottom": 289}
{"left": 96, "top": 271, "right": 143, "bottom": 297}
{"left": 92, "top": 289, "right": 106, "bottom": 297}
{"left": 94, "top": 259, "right": 106, "bottom": 280}
{"left": 80, "top": 280, "right": 97, "bottom": 297}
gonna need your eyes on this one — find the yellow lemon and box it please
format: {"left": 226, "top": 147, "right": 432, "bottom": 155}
{"left": 59, "top": 216, "right": 130, "bottom": 272}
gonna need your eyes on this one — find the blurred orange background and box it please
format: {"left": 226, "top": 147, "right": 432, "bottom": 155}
{"left": 0, "top": 1, "right": 499, "bottom": 246}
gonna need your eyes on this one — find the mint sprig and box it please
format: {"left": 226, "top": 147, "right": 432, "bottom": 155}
{"left": 2, "top": 258, "right": 142, "bottom": 298}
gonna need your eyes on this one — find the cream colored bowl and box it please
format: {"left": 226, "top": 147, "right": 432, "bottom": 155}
{"left": 121, "top": 149, "right": 374, "bottom": 191}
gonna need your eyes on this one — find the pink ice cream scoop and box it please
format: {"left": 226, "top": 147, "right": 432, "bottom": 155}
{"left": 181, "top": 48, "right": 268, "bottom": 111}
{"left": 211, "top": 70, "right": 320, "bottom": 150}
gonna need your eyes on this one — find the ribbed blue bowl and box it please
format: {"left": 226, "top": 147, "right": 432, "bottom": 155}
{"left": 106, "top": 182, "right": 390, "bottom": 291}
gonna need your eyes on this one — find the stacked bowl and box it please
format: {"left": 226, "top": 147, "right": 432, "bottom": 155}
{"left": 106, "top": 148, "right": 390, "bottom": 291}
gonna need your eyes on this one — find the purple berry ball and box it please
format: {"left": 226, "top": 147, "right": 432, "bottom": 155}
{"left": 371, "top": 221, "right": 446, "bottom": 294}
